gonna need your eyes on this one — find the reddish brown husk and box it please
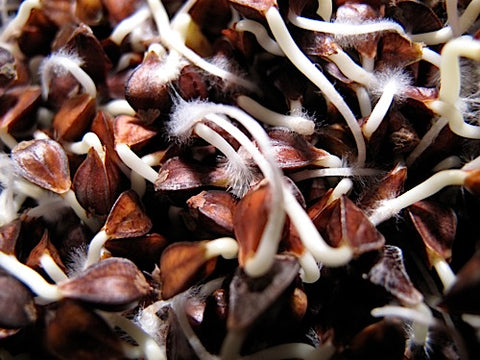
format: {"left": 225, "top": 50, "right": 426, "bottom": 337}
{"left": 376, "top": 33, "right": 423, "bottom": 69}
{"left": 0, "top": 271, "right": 37, "bottom": 329}
{"left": 357, "top": 163, "right": 407, "bottom": 211}
{"left": 159, "top": 241, "right": 217, "bottom": 299}
{"left": 233, "top": 180, "right": 272, "bottom": 266}
{"left": 57, "top": 257, "right": 151, "bottom": 310}
{"left": 155, "top": 156, "right": 230, "bottom": 193}
{"left": 313, "top": 195, "right": 385, "bottom": 256}
{"left": 101, "top": 0, "right": 143, "bottom": 24}
{"left": 184, "top": 190, "right": 237, "bottom": 236}
{"left": 45, "top": 300, "right": 124, "bottom": 359}
{"left": 12, "top": 138, "right": 72, "bottom": 194}
{"left": 53, "top": 93, "right": 96, "bottom": 141}
{"left": 227, "top": 254, "right": 299, "bottom": 331}
{"left": 407, "top": 200, "right": 456, "bottom": 266}
{"left": 51, "top": 22, "right": 112, "bottom": 82}
{"left": 228, "top": 0, "right": 278, "bottom": 20}
{"left": 73, "top": 147, "right": 121, "bottom": 216}
{"left": 17, "top": 8, "right": 58, "bottom": 57}
{"left": 74, "top": 0, "right": 104, "bottom": 25}
{"left": 348, "top": 319, "right": 407, "bottom": 360}
{"left": 0, "top": 220, "right": 21, "bottom": 254}
{"left": 26, "top": 229, "right": 68, "bottom": 275}
{"left": 0, "top": 86, "right": 42, "bottom": 134}
{"left": 103, "top": 190, "right": 152, "bottom": 238}
{"left": 105, "top": 233, "right": 168, "bottom": 271}
{"left": 113, "top": 114, "right": 158, "bottom": 151}
{"left": 368, "top": 245, "right": 424, "bottom": 306}
{"left": 124, "top": 49, "right": 173, "bottom": 118}
{"left": 267, "top": 128, "right": 336, "bottom": 169}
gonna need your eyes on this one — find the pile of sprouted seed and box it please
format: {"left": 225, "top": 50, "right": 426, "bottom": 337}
{"left": 2, "top": 0, "right": 480, "bottom": 358}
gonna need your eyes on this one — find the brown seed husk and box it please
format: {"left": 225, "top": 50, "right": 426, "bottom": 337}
{"left": 104, "top": 190, "right": 152, "bottom": 238}
{"left": 407, "top": 200, "right": 456, "bottom": 265}
{"left": 234, "top": 180, "right": 272, "bottom": 266}
{"left": 0, "top": 271, "right": 37, "bottom": 329}
{"left": 227, "top": 254, "right": 299, "bottom": 330}
{"left": 45, "top": 300, "right": 124, "bottom": 360}
{"left": 12, "top": 138, "right": 71, "bottom": 194}
{"left": 159, "top": 241, "right": 217, "bottom": 299}
{"left": 368, "top": 245, "right": 423, "bottom": 306}
{"left": 57, "top": 257, "right": 151, "bottom": 310}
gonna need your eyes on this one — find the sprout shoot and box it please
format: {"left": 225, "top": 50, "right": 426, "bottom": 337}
{"left": 40, "top": 50, "right": 96, "bottom": 99}
{"left": 288, "top": 9, "right": 405, "bottom": 37}
{"left": 371, "top": 303, "right": 434, "bottom": 345}
{"left": 0, "top": 0, "right": 40, "bottom": 43}
{"left": 369, "top": 169, "right": 470, "bottom": 226}
{"left": 234, "top": 20, "right": 284, "bottom": 57}
{"left": 236, "top": 95, "right": 315, "bottom": 135}
{"left": 0, "top": 252, "right": 62, "bottom": 301}
{"left": 266, "top": 7, "right": 366, "bottom": 165}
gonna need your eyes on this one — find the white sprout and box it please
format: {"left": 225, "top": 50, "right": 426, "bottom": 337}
{"left": 168, "top": 98, "right": 287, "bottom": 277}
{"left": 368, "top": 169, "right": 470, "bottom": 226}
{"left": 266, "top": 7, "right": 366, "bottom": 166}
{"left": 0, "top": 247, "right": 164, "bottom": 360}
{"left": 203, "top": 237, "right": 239, "bottom": 260}
{"left": 297, "top": 251, "right": 321, "bottom": 283}
{"left": 431, "top": 256, "right": 457, "bottom": 292}
{"left": 0, "top": 148, "right": 99, "bottom": 231}
{"left": 0, "top": 126, "right": 18, "bottom": 149}
{"left": 446, "top": 0, "right": 460, "bottom": 37}
{"left": 236, "top": 95, "right": 315, "bottom": 135}
{"left": 102, "top": 99, "right": 137, "bottom": 117}
{"left": 330, "top": 178, "right": 354, "bottom": 202}
{"left": 63, "top": 132, "right": 104, "bottom": 158}
{"left": 316, "top": 0, "right": 332, "bottom": 22}
{"left": 171, "top": 98, "right": 358, "bottom": 272}
{"left": 288, "top": 9, "right": 405, "bottom": 37}
{"left": 199, "top": 113, "right": 284, "bottom": 277}
{"left": 102, "top": 312, "right": 166, "bottom": 360}
{"left": 409, "top": 36, "right": 480, "bottom": 165}
{"left": 462, "top": 154, "right": 480, "bottom": 170}
{"left": 172, "top": 279, "right": 224, "bottom": 360}
{"left": 39, "top": 252, "right": 69, "bottom": 283}
{"left": 83, "top": 229, "right": 110, "bottom": 269}
{"left": 406, "top": 117, "right": 449, "bottom": 167}
{"left": 61, "top": 181, "right": 102, "bottom": 232}
{"left": 290, "top": 167, "right": 383, "bottom": 182}
{"left": 234, "top": 19, "right": 284, "bottom": 57}
{"left": 0, "top": 0, "right": 40, "bottom": 42}
{"left": 421, "top": 47, "right": 442, "bottom": 68}
{"left": 109, "top": 5, "right": 151, "bottom": 45}
{"left": 86, "top": 211, "right": 237, "bottom": 273}
{"left": 146, "top": 0, "right": 261, "bottom": 94}
{"left": 363, "top": 69, "right": 411, "bottom": 140}
{"left": 115, "top": 143, "right": 159, "bottom": 185}
{"left": 356, "top": 87, "right": 373, "bottom": 117}
{"left": 0, "top": 252, "right": 62, "bottom": 301}
{"left": 327, "top": 48, "right": 376, "bottom": 87}
{"left": 129, "top": 152, "right": 163, "bottom": 198}
{"left": 0, "top": 153, "right": 19, "bottom": 225}
{"left": 371, "top": 303, "right": 434, "bottom": 345}
{"left": 40, "top": 50, "right": 97, "bottom": 99}
{"left": 194, "top": 122, "right": 255, "bottom": 197}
